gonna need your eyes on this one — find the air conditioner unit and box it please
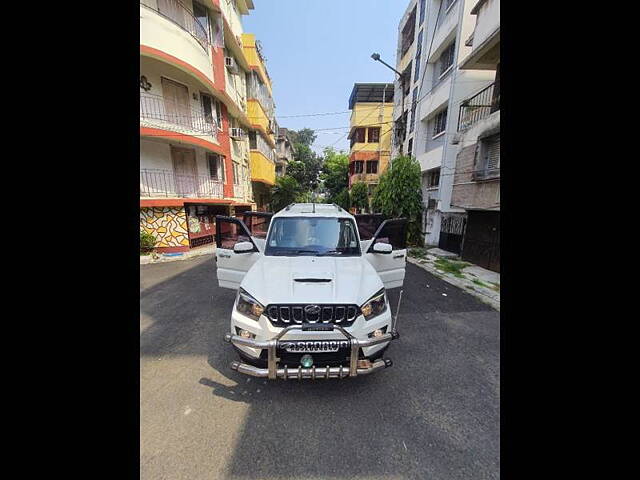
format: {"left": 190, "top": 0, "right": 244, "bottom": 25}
{"left": 427, "top": 198, "right": 437, "bottom": 209}
{"left": 230, "top": 127, "right": 245, "bottom": 140}
{"left": 225, "top": 57, "right": 238, "bottom": 73}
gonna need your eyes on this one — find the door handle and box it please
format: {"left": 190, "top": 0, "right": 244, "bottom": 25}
{"left": 393, "top": 254, "right": 404, "bottom": 259}
{"left": 218, "top": 253, "right": 231, "bottom": 258}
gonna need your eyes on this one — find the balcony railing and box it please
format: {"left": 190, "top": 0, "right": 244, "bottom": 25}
{"left": 140, "top": 92, "right": 218, "bottom": 140}
{"left": 233, "top": 183, "right": 248, "bottom": 199}
{"left": 140, "top": 169, "right": 224, "bottom": 198}
{"left": 457, "top": 82, "right": 500, "bottom": 131}
{"left": 140, "top": 0, "right": 209, "bottom": 51}
{"left": 350, "top": 173, "right": 379, "bottom": 183}
{"left": 472, "top": 168, "right": 500, "bottom": 181}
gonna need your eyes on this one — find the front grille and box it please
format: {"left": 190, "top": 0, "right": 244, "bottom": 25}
{"left": 265, "top": 304, "right": 360, "bottom": 327}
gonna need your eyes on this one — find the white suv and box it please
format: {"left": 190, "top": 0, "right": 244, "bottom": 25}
{"left": 215, "top": 203, "right": 408, "bottom": 380}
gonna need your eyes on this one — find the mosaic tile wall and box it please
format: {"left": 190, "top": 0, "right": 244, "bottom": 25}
{"left": 140, "top": 207, "right": 190, "bottom": 248}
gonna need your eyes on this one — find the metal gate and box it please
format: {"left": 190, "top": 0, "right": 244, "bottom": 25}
{"left": 438, "top": 213, "right": 467, "bottom": 254}
{"left": 461, "top": 211, "right": 500, "bottom": 272}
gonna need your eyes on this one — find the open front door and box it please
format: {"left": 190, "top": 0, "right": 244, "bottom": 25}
{"left": 364, "top": 218, "right": 408, "bottom": 289}
{"left": 215, "top": 216, "right": 261, "bottom": 290}
{"left": 242, "top": 211, "right": 273, "bottom": 252}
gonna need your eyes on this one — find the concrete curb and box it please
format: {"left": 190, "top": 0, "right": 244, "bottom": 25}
{"left": 407, "top": 257, "right": 500, "bottom": 311}
{"left": 140, "top": 247, "right": 215, "bottom": 265}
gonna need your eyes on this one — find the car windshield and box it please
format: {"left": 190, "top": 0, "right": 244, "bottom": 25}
{"left": 264, "top": 217, "right": 361, "bottom": 256}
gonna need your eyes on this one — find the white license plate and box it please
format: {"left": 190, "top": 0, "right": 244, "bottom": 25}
{"left": 280, "top": 340, "right": 350, "bottom": 353}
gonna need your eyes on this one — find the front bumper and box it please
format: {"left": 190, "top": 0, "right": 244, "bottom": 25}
{"left": 224, "top": 323, "right": 399, "bottom": 380}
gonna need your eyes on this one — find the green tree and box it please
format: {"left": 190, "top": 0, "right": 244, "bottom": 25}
{"left": 320, "top": 147, "right": 349, "bottom": 201}
{"left": 371, "top": 156, "right": 424, "bottom": 246}
{"left": 271, "top": 175, "right": 299, "bottom": 212}
{"left": 350, "top": 182, "right": 369, "bottom": 213}
{"left": 333, "top": 188, "right": 350, "bottom": 211}
{"left": 289, "top": 128, "right": 317, "bottom": 147}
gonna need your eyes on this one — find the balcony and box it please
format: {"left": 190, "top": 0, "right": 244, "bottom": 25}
{"left": 140, "top": 92, "right": 218, "bottom": 141}
{"left": 140, "top": 0, "right": 209, "bottom": 51}
{"left": 140, "top": 168, "right": 224, "bottom": 198}
{"left": 457, "top": 82, "right": 500, "bottom": 131}
{"left": 472, "top": 167, "right": 500, "bottom": 181}
{"left": 233, "top": 183, "right": 249, "bottom": 200}
{"left": 350, "top": 173, "right": 379, "bottom": 183}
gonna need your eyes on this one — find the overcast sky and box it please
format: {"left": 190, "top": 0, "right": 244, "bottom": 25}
{"left": 243, "top": 0, "right": 408, "bottom": 154}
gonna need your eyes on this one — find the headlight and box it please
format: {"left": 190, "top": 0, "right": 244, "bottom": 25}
{"left": 361, "top": 288, "right": 387, "bottom": 320}
{"left": 235, "top": 288, "right": 265, "bottom": 321}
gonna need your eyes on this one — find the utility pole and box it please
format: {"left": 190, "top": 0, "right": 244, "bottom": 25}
{"left": 371, "top": 53, "right": 406, "bottom": 155}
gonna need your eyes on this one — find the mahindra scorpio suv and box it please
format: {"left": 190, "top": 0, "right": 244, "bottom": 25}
{"left": 215, "top": 203, "right": 407, "bottom": 380}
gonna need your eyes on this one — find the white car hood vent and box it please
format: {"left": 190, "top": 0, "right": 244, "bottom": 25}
{"left": 293, "top": 278, "right": 332, "bottom": 283}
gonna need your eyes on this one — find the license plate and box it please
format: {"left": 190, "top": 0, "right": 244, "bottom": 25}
{"left": 280, "top": 340, "right": 350, "bottom": 353}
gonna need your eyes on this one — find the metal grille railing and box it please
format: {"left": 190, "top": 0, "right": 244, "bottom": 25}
{"left": 140, "top": 92, "right": 218, "bottom": 139}
{"left": 140, "top": 168, "right": 224, "bottom": 198}
{"left": 141, "top": 0, "right": 209, "bottom": 51}
{"left": 457, "top": 82, "right": 500, "bottom": 131}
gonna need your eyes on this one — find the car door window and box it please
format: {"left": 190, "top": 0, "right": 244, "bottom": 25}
{"left": 242, "top": 212, "right": 273, "bottom": 239}
{"left": 215, "top": 216, "right": 256, "bottom": 250}
{"left": 354, "top": 214, "right": 386, "bottom": 241}
{"left": 368, "top": 218, "right": 408, "bottom": 252}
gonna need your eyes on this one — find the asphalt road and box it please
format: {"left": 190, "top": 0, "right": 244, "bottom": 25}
{"left": 140, "top": 255, "right": 499, "bottom": 480}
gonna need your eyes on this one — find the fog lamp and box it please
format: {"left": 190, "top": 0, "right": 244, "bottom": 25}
{"left": 368, "top": 326, "right": 387, "bottom": 338}
{"left": 236, "top": 328, "right": 255, "bottom": 339}
{"left": 300, "top": 354, "right": 313, "bottom": 368}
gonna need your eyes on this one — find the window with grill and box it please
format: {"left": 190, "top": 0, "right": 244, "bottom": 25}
{"left": 248, "top": 130, "right": 257, "bottom": 149}
{"left": 475, "top": 133, "right": 500, "bottom": 179}
{"left": 208, "top": 153, "right": 224, "bottom": 181}
{"left": 354, "top": 161, "right": 364, "bottom": 174}
{"left": 419, "top": 0, "right": 426, "bottom": 24}
{"left": 232, "top": 162, "right": 240, "bottom": 185}
{"left": 439, "top": 42, "right": 455, "bottom": 77}
{"left": 432, "top": 108, "right": 447, "bottom": 137}
{"left": 426, "top": 168, "right": 440, "bottom": 187}
{"left": 368, "top": 127, "right": 380, "bottom": 143}
{"left": 407, "top": 138, "right": 413, "bottom": 157}
{"left": 366, "top": 161, "right": 378, "bottom": 174}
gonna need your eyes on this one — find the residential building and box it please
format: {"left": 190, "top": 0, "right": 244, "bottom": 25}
{"left": 450, "top": 0, "right": 500, "bottom": 271}
{"left": 393, "top": 0, "right": 495, "bottom": 247}
{"left": 140, "top": 0, "right": 277, "bottom": 252}
{"left": 243, "top": 33, "right": 277, "bottom": 211}
{"left": 347, "top": 83, "right": 394, "bottom": 206}
{"left": 275, "top": 127, "right": 294, "bottom": 177}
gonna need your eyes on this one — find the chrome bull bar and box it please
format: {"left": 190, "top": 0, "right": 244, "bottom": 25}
{"left": 223, "top": 323, "right": 400, "bottom": 380}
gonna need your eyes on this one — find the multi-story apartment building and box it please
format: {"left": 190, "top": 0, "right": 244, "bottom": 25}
{"left": 275, "top": 127, "right": 294, "bottom": 177}
{"left": 393, "top": 0, "right": 495, "bottom": 248}
{"left": 139, "top": 0, "right": 277, "bottom": 252}
{"left": 243, "top": 33, "right": 277, "bottom": 211}
{"left": 450, "top": 0, "right": 500, "bottom": 271}
{"left": 347, "top": 83, "right": 394, "bottom": 204}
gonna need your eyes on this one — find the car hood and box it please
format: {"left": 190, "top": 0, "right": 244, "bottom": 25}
{"left": 241, "top": 255, "right": 383, "bottom": 306}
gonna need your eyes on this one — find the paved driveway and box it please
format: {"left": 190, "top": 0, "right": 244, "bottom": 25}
{"left": 140, "top": 255, "right": 499, "bottom": 479}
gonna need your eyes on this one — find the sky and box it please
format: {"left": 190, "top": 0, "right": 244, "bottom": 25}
{"left": 243, "top": 0, "right": 409, "bottom": 154}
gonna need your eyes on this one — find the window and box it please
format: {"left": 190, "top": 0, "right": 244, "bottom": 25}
{"left": 426, "top": 168, "right": 440, "bottom": 187}
{"left": 407, "top": 138, "right": 413, "bottom": 157}
{"left": 354, "top": 161, "right": 364, "bottom": 174}
{"left": 444, "top": 0, "right": 456, "bottom": 12}
{"left": 351, "top": 128, "right": 366, "bottom": 147}
{"left": 366, "top": 161, "right": 378, "bottom": 174}
{"left": 400, "top": 7, "right": 417, "bottom": 57}
{"left": 208, "top": 153, "right": 225, "bottom": 182}
{"left": 419, "top": 0, "right": 427, "bottom": 24}
{"left": 402, "top": 62, "right": 412, "bottom": 96}
{"left": 213, "top": 99, "right": 222, "bottom": 129}
{"left": 248, "top": 131, "right": 257, "bottom": 149}
{"left": 432, "top": 108, "right": 447, "bottom": 137}
{"left": 475, "top": 133, "right": 500, "bottom": 179}
{"left": 232, "top": 161, "right": 240, "bottom": 185}
{"left": 368, "top": 127, "right": 380, "bottom": 143}
{"left": 192, "top": 2, "right": 209, "bottom": 35}
{"left": 410, "top": 88, "right": 418, "bottom": 132}
{"left": 201, "top": 93, "right": 215, "bottom": 125}
{"left": 439, "top": 42, "right": 455, "bottom": 77}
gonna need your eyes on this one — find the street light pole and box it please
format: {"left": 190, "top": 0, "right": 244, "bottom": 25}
{"left": 371, "top": 52, "right": 406, "bottom": 155}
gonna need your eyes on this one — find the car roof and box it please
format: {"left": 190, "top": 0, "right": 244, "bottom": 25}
{"left": 271, "top": 203, "right": 355, "bottom": 219}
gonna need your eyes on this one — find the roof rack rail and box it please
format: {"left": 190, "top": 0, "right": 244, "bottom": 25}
{"left": 285, "top": 203, "right": 294, "bottom": 211}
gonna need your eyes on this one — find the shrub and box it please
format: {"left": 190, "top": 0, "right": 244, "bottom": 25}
{"left": 140, "top": 231, "right": 156, "bottom": 253}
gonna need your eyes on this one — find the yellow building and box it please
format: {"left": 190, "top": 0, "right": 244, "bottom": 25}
{"left": 242, "top": 33, "right": 277, "bottom": 210}
{"left": 347, "top": 83, "right": 394, "bottom": 202}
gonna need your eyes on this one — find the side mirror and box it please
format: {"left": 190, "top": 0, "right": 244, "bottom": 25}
{"left": 233, "top": 241, "right": 255, "bottom": 254}
{"left": 372, "top": 242, "right": 392, "bottom": 254}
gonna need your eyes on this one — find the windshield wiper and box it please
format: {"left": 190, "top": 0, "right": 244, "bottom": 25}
{"left": 316, "top": 249, "right": 343, "bottom": 256}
